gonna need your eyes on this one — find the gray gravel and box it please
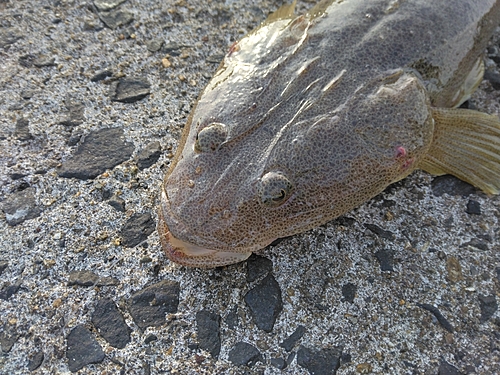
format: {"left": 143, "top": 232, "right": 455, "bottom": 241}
{"left": 1, "top": 0, "right": 500, "bottom": 374}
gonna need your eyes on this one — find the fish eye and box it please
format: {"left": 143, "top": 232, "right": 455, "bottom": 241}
{"left": 258, "top": 171, "right": 293, "bottom": 206}
{"left": 195, "top": 122, "right": 227, "bottom": 152}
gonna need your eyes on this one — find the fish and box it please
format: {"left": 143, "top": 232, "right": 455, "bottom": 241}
{"left": 158, "top": 0, "right": 500, "bottom": 267}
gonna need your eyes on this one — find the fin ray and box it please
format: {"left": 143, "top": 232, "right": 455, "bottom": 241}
{"left": 419, "top": 108, "right": 500, "bottom": 195}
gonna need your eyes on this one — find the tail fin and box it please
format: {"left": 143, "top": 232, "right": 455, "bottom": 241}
{"left": 419, "top": 108, "right": 500, "bottom": 195}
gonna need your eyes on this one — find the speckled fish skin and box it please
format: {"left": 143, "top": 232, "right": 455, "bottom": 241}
{"left": 159, "top": 0, "right": 500, "bottom": 267}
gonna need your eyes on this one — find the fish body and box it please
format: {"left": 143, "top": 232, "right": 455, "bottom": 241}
{"left": 159, "top": 0, "right": 500, "bottom": 267}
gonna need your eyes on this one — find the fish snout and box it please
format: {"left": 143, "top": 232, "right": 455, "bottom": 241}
{"left": 158, "top": 201, "right": 251, "bottom": 268}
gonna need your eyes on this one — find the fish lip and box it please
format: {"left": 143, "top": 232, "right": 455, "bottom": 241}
{"left": 158, "top": 208, "right": 253, "bottom": 268}
{"left": 159, "top": 190, "right": 267, "bottom": 267}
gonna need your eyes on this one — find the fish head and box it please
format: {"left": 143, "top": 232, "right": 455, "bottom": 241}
{"left": 159, "top": 11, "right": 435, "bottom": 267}
{"left": 159, "top": 65, "right": 435, "bottom": 268}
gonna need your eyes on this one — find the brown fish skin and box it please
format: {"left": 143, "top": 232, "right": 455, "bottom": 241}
{"left": 159, "top": 0, "right": 500, "bottom": 267}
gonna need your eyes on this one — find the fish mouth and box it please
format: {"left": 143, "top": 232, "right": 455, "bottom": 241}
{"left": 158, "top": 190, "right": 254, "bottom": 268}
{"left": 158, "top": 217, "right": 252, "bottom": 267}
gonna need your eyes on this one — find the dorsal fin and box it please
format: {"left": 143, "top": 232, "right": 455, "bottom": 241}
{"left": 307, "top": 0, "right": 337, "bottom": 17}
{"left": 265, "top": 1, "right": 296, "bottom": 23}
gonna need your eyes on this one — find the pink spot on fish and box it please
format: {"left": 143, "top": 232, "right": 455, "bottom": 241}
{"left": 395, "top": 145, "right": 407, "bottom": 158}
{"left": 395, "top": 145, "right": 413, "bottom": 170}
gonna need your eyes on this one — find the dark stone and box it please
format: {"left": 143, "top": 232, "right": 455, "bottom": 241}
{"left": 120, "top": 212, "right": 155, "bottom": 247}
{"left": 341, "top": 352, "right": 352, "bottom": 364}
{"left": 206, "top": 54, "right": 224, "bottom": 64}
{"left": 58, "top": 127, "right": 134, "bottom": 180}
{"left": 68, "top": 132, "right": 82, "bottom": 146}
{"left": 268, "top": 237, "right": 290, "bottom": 247}
{"left": 335, "top": 216, "right": 356, "bottom": 227}
{"left": 0, "top": 29, "right": 24, "bottom": 48}
{"left": 460, "top": 239, "right": 488, "bottom": 251}
{"left": 431, "top": 175, "right": 475, "bottom": 197}
{"left": 2, "top": 187, "right": 41, "bottom": 226}
{"left": 90, "top": 69, "right": 113, "bottom": 82}
{"left": 228, "top": 342, "right": 262, "bottom": 367}
{"left": 8, "top": 102, "right": 24, "bottom": 111}
{"left": 14, "top": 118, "right": 32, "bottom": 140}
{"left": 20, "top": 89, "right": 36, "bottom": 100}
{"left": 464, "top": 365, "right": 476, "bottom": 374}
{"left": 374, "top": 249, "right": 394, "bottom": 272}
{"left": 67, "top": 270, "right": 99, "bottom": 286}
{"left": 94, "top": 0, "right": 128, "bottom": 11}
{"left": 365, "top": 224, "right": 395, "bottom": 240}
{"left": 10, "top": 172, "right": 27, "bottom": 180}
{"left": 136, "top": 141, "right": 161, "bottom": 170}
{"left": 146, "top": 38, "right": 164, "bottom": 52}
{"left": 66, "top": 325, "right": 105, "bottom": 372}
{"left": 297, "top": 345, "right": 342, "bottom": 375}
{"left": 0, "top": 279, "right": 22, "bottom": 300}
{"left": 459, "top": 100, "right": 476, "bottom": 110}
{"left": 490, "top": 47, "right": 500, "bottom": 64}
{"left": 196, "top": 310, "right": 221, "bottom": 358}
{"left": 279, "top": 325, "right": 306, "bottom": 352}
{"left": 484, "top": 69, "right": 500, "bottom": 90}
{"left": 477, "top": 233, "right": 492, "bottom": 242}
{"left": 225, "top": 306, "right": 239, "bottom": 329}
{"left": 163, "top": 42, "right": 189, "bottom": 54}
{"left": 286, "top": 352, "right": 296, "bottom": 366}
{"left": 128, "top": 280, "right": 180, "bottom": 330}
{"left": 19, "top": 54, "right": 37, "bottom": 68}
{"left": 0, "top": 261, "right": 7, "bottom": 276}
{"left": 110, "top": 78, "right": 151, "bottom": 103}
{"left": 438, "top": 360, "right": 461, "bottom": 375}
{"left": 271, "top": 357, "right": 286, "bottom": 370}
{"left": 244, "top": 274, "right": 283, "bottom": 332}
{"left": 95, "top": 276, "right": 120, "bottom": 286}
{"left": 341, "top": 282, "right": 356, "bottom": 303}
{"left": 417, "top": 303, "right": 454, "bottom": 332}
{"left": 144, "top": 334, "right": 157, "bottom": 344}
{"left": 478, "top": 294, "right": 498, "bottom": 323}
{"left": 28, "top": 350, "right": 44, "bottom": 371}
{"left": 246, "top": 253, "right": 273, "bottom": 282}
{"left": 381, "top": 199, "right": 396, "bottom": 208}
{"left": 92, "top": 298, "right": 131, "bottom": 348}
{"left": 98, "top": 9, "right": 134, "bottom": 29}
{"left": 466, "top": 200, "right": 481, "bottom": 215}
{"left": 108, "top": 195, "right": 126, "bottom": 212}
{"left": 403, "top": 360, "right": 416, "bottom": 368}
{"left": 102, "top": 189, "right": 112, "bottom": 200}
{"left": 0, "top": 324, "right": 20, "bottom": 353}
{"left": 33, "top": 55, "right": 56, "bottom": 68}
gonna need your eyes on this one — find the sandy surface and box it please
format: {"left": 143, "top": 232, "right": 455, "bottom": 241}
{"left": 1, "top": 0, "right": 500, "bottom": 374}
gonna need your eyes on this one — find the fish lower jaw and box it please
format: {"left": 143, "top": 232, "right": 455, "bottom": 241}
{"left": 158, "top": 216, "right": 251, "bottom": 268}
{"left": 168, "top": 236, "right": 251, "bottom": 268}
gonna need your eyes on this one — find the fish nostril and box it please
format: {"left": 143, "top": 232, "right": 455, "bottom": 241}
{"left": 195, "top": 122, "right": 228, "bottom": 152}
{"left": 257, "top": 171, "right": 294, "bottom": 207}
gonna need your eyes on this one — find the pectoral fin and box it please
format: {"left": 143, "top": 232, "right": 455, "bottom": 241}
{"left": 419, "top": 108, "right": 500, "bottom": 195}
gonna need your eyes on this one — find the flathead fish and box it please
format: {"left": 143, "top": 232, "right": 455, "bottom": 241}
{"left": 159, "top": 0, "right": 500, "bottom": 267}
